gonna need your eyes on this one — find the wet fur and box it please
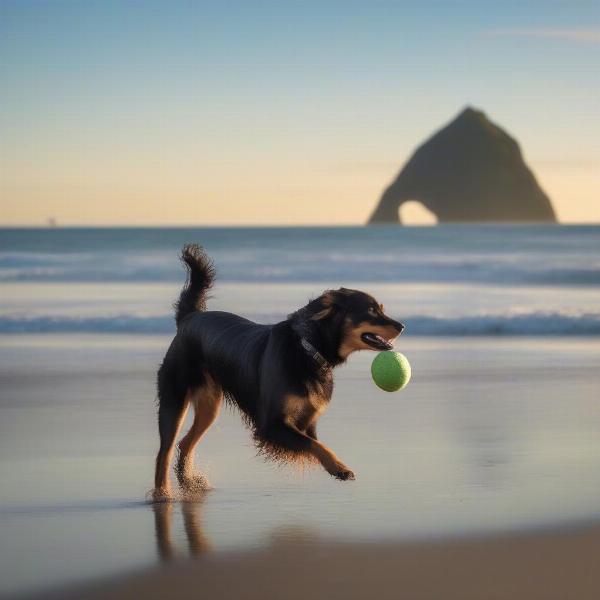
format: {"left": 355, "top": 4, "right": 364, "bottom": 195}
{"left": 153, "top": 245, "right": 403, "bottom": 498}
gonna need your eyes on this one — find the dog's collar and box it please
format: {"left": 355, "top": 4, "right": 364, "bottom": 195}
{"left": 300, "top": 338, "right": 330, "bottom": 371}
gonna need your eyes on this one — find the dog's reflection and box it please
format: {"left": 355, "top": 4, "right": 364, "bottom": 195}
{"left": 153, "top": 500, "right": 211, "bottom": 561}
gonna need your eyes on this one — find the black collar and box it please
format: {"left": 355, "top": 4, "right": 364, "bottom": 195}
{"left": 300, "top": 338, "right": 330, "bottom": 371}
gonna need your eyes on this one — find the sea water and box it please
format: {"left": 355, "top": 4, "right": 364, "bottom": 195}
{"left": 1, "top": 225, "right": 600, "bottom": 335}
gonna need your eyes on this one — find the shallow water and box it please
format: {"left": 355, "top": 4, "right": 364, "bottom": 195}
{"left": 1, "top": 334, "right": 600, "bottom": 596}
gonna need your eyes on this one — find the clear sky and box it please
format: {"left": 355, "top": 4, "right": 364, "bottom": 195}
{"left": 1, "top": 0, "right": 598, "bottom": 225}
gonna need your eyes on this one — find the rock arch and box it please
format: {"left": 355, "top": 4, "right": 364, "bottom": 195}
{"left": 368, "top": 107, "right": 556, "bottom": 224}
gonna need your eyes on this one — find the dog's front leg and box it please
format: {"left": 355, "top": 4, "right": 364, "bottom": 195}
{"left": 268, "top": 420, "right": 355, "bottom": 481}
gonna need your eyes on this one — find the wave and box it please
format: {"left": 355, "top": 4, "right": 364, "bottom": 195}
{"left": 2, "top": 311, "right": 599, "bottom": 336}
{"left": 2, "top": 249, "right": 600, "bottom": 286}
{"left": 405, "top": 313, "right": 600, "bottom": 336}
{"left": 0, "top": 315, "right": 174, "bottom": 334}
{"left": 2, "top": 226, "right": 600, "bottom": 287}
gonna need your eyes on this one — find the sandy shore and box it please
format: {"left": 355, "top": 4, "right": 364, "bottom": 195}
{"left": 28, "top": 523, "right": 600, "bottom": 600}
{"left": 3, "top": 336, "right": 600, "bottom": 596}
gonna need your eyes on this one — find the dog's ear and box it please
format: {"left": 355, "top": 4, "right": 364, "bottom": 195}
{"left": 310, "top": 290, "right": 342, "bottom": 320}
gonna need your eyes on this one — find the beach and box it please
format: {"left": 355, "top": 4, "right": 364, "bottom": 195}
{"left": 1, "top": 226, "right": 600, "bottom": 597}
{"left": 4, "top": 0, "right": 600, "bottom": 595}
{"left": 27, "top": 524, "right": 600, "bottom": 600}
{"left": 2, "top": 333, "right": 600, "bottom": 597}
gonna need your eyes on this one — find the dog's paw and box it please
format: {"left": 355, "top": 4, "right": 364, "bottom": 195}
{"left": 335, "top": 468, "right": 355, "bottom": 481}
{"left": 330, "top": 464, "right": 355, "bottom": 481}
{"left": 148, "top": 487, "right": 175, "bottom": 503}
{"left": 179, "top": 473, "right": 212, "bottom": 494}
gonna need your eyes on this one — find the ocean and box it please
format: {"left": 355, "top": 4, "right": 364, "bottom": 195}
{"left": 1, "top": 225, "right": 600, "bottom": 596}
{"left": 1, "top": 225, "right": 600, "bottom": 335}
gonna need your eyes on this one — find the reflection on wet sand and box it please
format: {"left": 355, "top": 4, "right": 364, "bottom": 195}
{"left": 152, "top": 500, "right": 211, "bottom": 562}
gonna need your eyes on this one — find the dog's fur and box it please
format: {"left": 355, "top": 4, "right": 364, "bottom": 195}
{"left": 153, "top": 245, "right": 404, "bottom": 499}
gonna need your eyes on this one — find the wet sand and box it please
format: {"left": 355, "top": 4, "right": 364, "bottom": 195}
{"left": 2, "top": 335, "right": 600, "bottom": 596}
{"left": 29, "top": 522, "right": 600, "bottom": 600}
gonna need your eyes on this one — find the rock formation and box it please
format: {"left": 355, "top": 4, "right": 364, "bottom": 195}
{"left": 368, "top": 107, "right": 556, "bottom": 224}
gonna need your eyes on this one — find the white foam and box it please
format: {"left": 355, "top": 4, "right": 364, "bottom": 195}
{"left": 2, "top": 310, "right": 599, "bottom": 336}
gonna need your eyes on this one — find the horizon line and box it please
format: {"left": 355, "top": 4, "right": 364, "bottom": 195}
{"left": 4, "top": 222, "right": 600, "bottom": 230}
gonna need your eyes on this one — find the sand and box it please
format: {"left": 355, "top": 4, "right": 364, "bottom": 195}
{"left": 27, "top": 523, "right": 600, "bottom": 600}
{"left": 3, "top": 335, "right": 600, "bottom": 597}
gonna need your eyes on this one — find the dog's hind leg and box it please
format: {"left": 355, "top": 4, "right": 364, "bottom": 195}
{"left": 154, "top": 386, "right": 189, "bottom": 501}
{"left": 176, "top": 374, "right": 223, "bottom": 494}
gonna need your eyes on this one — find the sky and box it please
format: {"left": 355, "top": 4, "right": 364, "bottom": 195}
{"left": 1, "top": 0, "right": 598, "bottom": 225}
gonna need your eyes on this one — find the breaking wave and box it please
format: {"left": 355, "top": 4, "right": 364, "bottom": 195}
{"left": 1, "top": 251, "right": 600, "bottom": 286}
{"left": 2, "top": 311, "right": 599, "bottom": 336}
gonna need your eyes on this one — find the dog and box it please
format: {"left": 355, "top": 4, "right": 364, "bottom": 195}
{"left": 153, "top": 245, "right": 404, "bottom": 500}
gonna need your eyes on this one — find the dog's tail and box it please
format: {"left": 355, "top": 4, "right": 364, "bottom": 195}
{"left": 174, "top": 244, "right": 215, "bottom": 327}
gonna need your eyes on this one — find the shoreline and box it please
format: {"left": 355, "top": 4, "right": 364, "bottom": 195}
{"left": 3, "top": 335, "right": 600, "bottom": 597}
{"left": 25, "top": 521, "right": 600, "bottom": 600}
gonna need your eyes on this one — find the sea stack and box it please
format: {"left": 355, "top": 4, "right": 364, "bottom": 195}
{"left": 368, "top": 107, "right": 556, "bottom": 224}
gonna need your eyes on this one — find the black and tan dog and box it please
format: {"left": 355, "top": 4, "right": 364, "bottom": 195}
{"left": 153, "top": 245, "right": 404, "bottom": 500}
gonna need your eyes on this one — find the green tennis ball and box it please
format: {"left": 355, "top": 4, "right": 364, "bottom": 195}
{"left": 371, "top": 351, "right": 411, "bottom": 392}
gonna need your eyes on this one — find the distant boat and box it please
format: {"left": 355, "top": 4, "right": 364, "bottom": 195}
{"left": 47, "top": 217, "right": 58, "bottom": 227}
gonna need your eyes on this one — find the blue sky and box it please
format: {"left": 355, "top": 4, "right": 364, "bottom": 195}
{"left": 1, "top": 0, "right": 598, "bottom": 224}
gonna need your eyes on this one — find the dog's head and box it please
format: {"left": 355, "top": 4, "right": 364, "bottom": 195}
{"left": 304, "top": 288, "right": 404, "bottom": 360}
